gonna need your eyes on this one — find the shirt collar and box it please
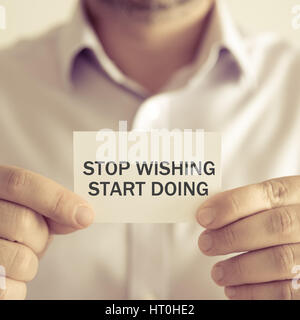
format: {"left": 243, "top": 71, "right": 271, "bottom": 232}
{"left": 58, "top": 0, "right": 96, "bottom": 89}
{"left": 190, "top": 0, "right": 255, "bottom": 83}
{"left": 58, "top": 0, "right": 146, "bottom": 94}
{"left": 58, "top": 0, "right": 255, "bottom": 91}
{"left": 213, "top": 0, "right": 254, "bottom": 80}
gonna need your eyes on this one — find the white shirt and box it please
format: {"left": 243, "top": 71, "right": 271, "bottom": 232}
{"left": 0, "top": 0, "right": 299, "bottom": 299}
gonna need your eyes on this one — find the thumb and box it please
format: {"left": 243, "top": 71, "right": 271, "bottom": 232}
{"left": 0, "top": 166, "right": 95, "bottom": 229}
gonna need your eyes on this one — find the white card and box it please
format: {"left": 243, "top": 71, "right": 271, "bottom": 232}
{"left": 74, "top": 130, "right": 221, "bottom": 223}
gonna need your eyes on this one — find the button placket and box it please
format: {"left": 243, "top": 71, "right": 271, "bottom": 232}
{"left": 126, "top": 95, "right": 172, "bottom": 300}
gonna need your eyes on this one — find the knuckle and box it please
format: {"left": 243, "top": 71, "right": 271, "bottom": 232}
{"left": 51, "top": 189, "right": 67, "bottom": 220}
{"left": 279, "top": 282, "right": 294, "bottom": 300}
{"left": 222, "top": 226, "right": 238, "bottom": 250}
{"left": 227, "top": 193, "right": 241, "bottom": 215}
{"left": 11, "top": 245, "right": 38, "bottom": 281}
{"left": 13, "top": 207, "right": 34, "bottom": 243}
{"left": 272, "top": 245, "right": 295, "bottom": 275}
{"left": 6, "top": 168, "right": 31, "bottom": 196}
{"left": 5, "top": 205, "right": 49, "bottom": 254}
{"left": 232, "top": 257, "right": 245, "bottom": 279}
{"left": 248, "top": 284, "right": 256, "bottom": 300}
{"left": 261, "top": 179, "right": 288, "bottom": 208}
{"left": 269, "top": 207, "right": 296, "bottom": 237}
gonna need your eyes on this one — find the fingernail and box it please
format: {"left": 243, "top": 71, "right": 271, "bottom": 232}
{"left": 197, "top": 208, "right": 216, "bottom": 226}
{"left": 225, "top": 287, "right": 236, "bottom": 299}
{"left": 198, "top": 233, "right": 213, "bottom": 252}
{"left": 212, "top": 265, "right": 224, "bottom": 283}
{"left": 75, "top": 206, "right": 94, "bottom": 228}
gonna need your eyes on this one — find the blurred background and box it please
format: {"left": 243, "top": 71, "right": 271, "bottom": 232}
{"left": 0, "top": 0, "right": 299, "bottom": 49}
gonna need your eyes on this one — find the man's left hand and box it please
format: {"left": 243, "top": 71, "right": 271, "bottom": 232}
{"left": 197, "top": 176, "right": 300, "bottom": 300}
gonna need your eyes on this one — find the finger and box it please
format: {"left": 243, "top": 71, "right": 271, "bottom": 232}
{"left": 0, "top": 278, "right": 27, "bottom": 300}
{"left": 0, "top": 166, "right": 95, "bottom": 229}
{"left": 37, "top": 234, "right": 54, "bottom": 259}
{"left": 225, "top": 280, "right": 300, "bottom": 300}
{"left": 211, "top": 244, "right": 300, "bottom": 287}
{"left": 0, "top": 200, "right": 49, "bottom": 254}
{"left": 197, "top": 176, "right": 300, "bottom": 229}
{"left": 0, "top": 239, "right": 38, "bottom": 282}
{"left": 46, "top": 219, "right": 78, "bottom": 235}
{"left": 198, "top": 205, "right": 300, "bottom": 255}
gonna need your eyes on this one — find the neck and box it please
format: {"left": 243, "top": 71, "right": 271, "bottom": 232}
{"left": 85, "top": 0, "right": 214, "bottom": 93}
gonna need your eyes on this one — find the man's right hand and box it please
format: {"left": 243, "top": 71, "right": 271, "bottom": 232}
{"left": 0, "top": 166, "right": 95, "bottom": 300}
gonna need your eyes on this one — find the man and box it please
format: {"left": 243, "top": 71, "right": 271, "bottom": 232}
{"left": 0, "top": 0, "right": 299, "bottom": 300}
